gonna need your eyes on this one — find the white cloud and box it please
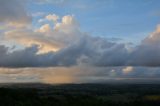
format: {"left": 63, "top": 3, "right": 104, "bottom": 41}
{"left": 38, "top": 19, "right": 46, "bottom": 23}
{"left": 143, "top": 25, "right": 160, "bottom": 44}
{"left": 4, "top": 29, "right": 61, "bottom": 54}
{"left": 46, "top": 14, "right": 59, "bottom": 22}
{"left": 37, "top": 24, "right": 51, "bottom": 33}
{"left": 122, "top": 66, "right": 134, "bottom": 74}
{"left": 4, "top": 14, "right": 82, "bottom": 54}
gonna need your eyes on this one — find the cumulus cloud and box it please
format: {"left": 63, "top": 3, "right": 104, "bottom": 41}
{"left": 0, "top": 38, "right": 123, "bottom": 67}
{"left": 128, "top": 25, "right": 160, "bottom": 66}
{"left": 5, "top": 15, "right": 83, "bottom": 54}
{"left": 143, "top": 25, "right": 160, "bottom": 44}
{"left": 5, "top": 29, "right": 60, "bottom": 54}
{"left": 2, "top": 13, "right": 160, "bottom": 67}
{"left": 46, "top": 14, "right": 59, "bottom": 22}
{"left": 37, "top": 24, "right": 51, "bottom": 33}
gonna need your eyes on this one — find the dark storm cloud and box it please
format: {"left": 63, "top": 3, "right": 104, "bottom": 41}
{"left": 0, "top": 36, "right": 122, "bottom": 67}
{"left": 128, "top": 44, "right": 160, "bottom": 66}
{"left": 0, "top": 29, "right": 160, "bottom": 68}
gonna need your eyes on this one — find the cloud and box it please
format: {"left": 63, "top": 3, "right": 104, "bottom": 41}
{"left": 46, "top": 14, "right": 59, "bottom": 23}
{"left": 143, "top": 25, "right": 160, "bottom": 44}
{"left": 122, "top": 66, "right": 133, "bottom": 74}
{"left": 36, "top": 24, "right": 51, "bottom": 33}
{"left": 0, "top": 0, "right": 31, "bottom": 27}
{"left": 4, "top": 15, "right": 83, "bottom": 54}
{"left": 0, "top": 38, "right": 121, "bottom": 67}
{"left": 0, "top": 67, "right": 40, "bottom": 83}
{"left": 1, "top": 66, "right": 160, "bottom": 84}
{"left": 128, "top": 25, "right": 160, "bottom": 66}
{"left": 5, "top": 29, "right": 60, "bottom": 54}
{"left": 1, "top": 11, "right": 160, "bottom": 67}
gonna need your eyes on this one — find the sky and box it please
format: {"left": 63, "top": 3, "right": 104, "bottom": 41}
{"left": 0, "top": 0, "right": 160, "bottom": 84}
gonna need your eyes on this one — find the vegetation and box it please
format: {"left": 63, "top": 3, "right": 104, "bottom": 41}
{"left": 0, "top": 84, "right": 160, "bottom": 106}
